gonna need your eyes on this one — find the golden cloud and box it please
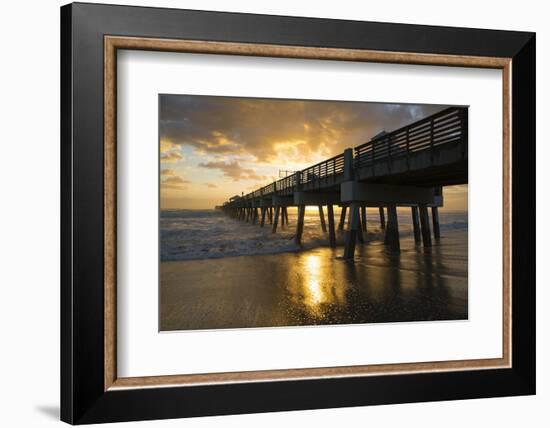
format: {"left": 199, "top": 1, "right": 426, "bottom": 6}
{"left": 198, "top": 160, "right": 266, "bottom": 182}
{"left": 161, "top": 174, "right": 191, "bottom": 191}
{"left": 159, "top": 95, "right": 448, "bottom": 170}
{"left": 160, "top": 139, "right": 184, "bottom": 163}
{"left": 160, "top": 169, "right": 177, "bottom": 176}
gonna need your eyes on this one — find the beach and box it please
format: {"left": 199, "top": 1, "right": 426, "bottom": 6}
{"left": 160, "top": 210, "right": 468, "bottom": 331}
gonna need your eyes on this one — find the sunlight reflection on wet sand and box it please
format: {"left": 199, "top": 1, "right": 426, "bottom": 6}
{"left": 160, "top": 230, "right": 467, "bottom": 331}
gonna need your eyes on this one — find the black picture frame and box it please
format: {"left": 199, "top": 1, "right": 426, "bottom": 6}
{"left": 61, "top": 2, "right": 535, "bottom": 424}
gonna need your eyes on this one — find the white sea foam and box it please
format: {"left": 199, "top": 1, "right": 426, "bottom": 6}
{"left": 160, "top": 209, "right": 467, "bottom": 261}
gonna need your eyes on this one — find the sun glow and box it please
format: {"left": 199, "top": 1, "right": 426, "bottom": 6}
{"left": 304, "top": 254, "right": 325, "bottom": 308}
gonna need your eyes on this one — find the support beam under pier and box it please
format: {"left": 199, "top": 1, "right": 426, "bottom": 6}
{"left": 260, "top": 207, "right": 267, "bottom": 227}
{"left": 338, "top": 206, "right": 347, "bottom": 231}
{"left": 361, "top": 206, "right": 367, "bottom": 232}
{"left": 357, "top": 214, "right": 364, "bottom": 243}
{"left": 343, "top": 202, "right": 360, "bottom": 259}
{"left": 252, "top": 207, "right": 258, "bottom": 224}
{"left": 384, "top": 204, "right": 400, "bottom": 252}
{"left": 432, "top": 206, "right": 441, "bottom": 240}
{"left": 327, "top": 204, "right": 336, "bottom": 248}
{"left": 295, "top": 205, "right": 306, "bottom": 246}
{"left": 272, "top": 206, "right": 280, "bottom": 233}
{"left": 419, "top": 204, "right": 432, "bottom": 248}
{"left": 319, "top": 206, "right": 327, "bottom": 232}
{"left": 411, "top": 206, "right": 421, "bottom": 244}
{"left": 379, "top": 207, "right": 386, "bottom": 229}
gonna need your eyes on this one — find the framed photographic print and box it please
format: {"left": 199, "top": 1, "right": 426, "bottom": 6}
{"left": 61, "top": 2, "right": 535, "bottom": 424}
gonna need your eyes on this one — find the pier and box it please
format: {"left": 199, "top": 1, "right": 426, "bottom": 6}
{"left": 221, "top": 107, "right": 467, "bottom": 259}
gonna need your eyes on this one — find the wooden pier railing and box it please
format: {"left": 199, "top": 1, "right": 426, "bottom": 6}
{"left": 354, "top": 107, "right": 467, "bottom": 168}
{"left": 274, "top": 173, "right": 297, "bottom": 196}
{"left": 300, "top": 153, "right": 345, "bottom": 188}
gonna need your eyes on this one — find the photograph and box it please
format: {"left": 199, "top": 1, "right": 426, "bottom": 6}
{"left": 159, "top": 95, "right": 469, "bottom": 331}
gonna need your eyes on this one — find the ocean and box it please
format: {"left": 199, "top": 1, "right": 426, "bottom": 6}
{"left": 160, "top": 208, "right": 467, "bottom": 262}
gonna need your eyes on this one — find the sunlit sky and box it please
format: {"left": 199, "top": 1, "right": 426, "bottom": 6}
{"left": 159, "top": 95, "right": 467, "bottom": 211}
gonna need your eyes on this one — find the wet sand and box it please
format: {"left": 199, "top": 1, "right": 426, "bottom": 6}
{"left": 160, "top": 230, "right": 467, "bottom": 331}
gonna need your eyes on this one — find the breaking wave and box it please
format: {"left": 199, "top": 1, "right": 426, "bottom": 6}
{"left": 160, "top": 209, "right": 467, "bottom": 261}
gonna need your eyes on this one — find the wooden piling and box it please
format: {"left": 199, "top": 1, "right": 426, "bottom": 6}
{"left": 384, "top": 212, "right": 390, "bottom": 245}
{"left": 343, "top": 202, "right": 360, "bottom": 259}
{"left": 357, "top": 214, "right": 364, "bottom": 243}
{"left": 327, "top": 204, "right": 336, "bottom": 248}
{"left": 284, "top": 207, "right": 289, "bottom": 225}
{"left": 338, "top": 206, "right": 348, "bottom": 231}
{"left": 281, "top": 207, "right": 286, "bottom": 228}
{"left": 272, "top": 206, "right": 280, "bottom": 233}
{"left": 411, "top": 206, "right": 421, "bottom": 243}
{"left": 361, "top": 206, "right": 367, "bottom": 232}
{"left": 295, "top": 205, "right": 306, "bottom": 245}
{"left": 268, "top": 207, "right": 273, "bottom": 224}
{"left": 379, "top": 206, "right": 386, "bottom": 229}
{"left": 432, "top": 206, "right": 441, "bottom": 240}
{"left": 385, "top": 204, "right": 400, "bottom": 252}
{"left": 260, "top": 207, "right": 266, "bottom": 227}
{"left": 252, "top": 207, "right": 258, "bottom": 224}
{"left": 318, "top": 205, "right": 327, "bottom": 232}
{"left": 419, "top": 204, "right": 432, "bottom": 247}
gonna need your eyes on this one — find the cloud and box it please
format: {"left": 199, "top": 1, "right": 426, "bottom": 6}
{"left": 204, "top": 183, "right": 217, "bottom": 188}
{"left": 159, "top": 95, "right": 449, "bottom": 167}
{"left": 161, "top": 169, "right": 177, "bottom": 176}
{"left": 160, "top": 139, "right": 183, "bottom": 163}
{"left": 161, "top": 174, "right": 190, "bottom": 190}
{"left": 198, "top": 160, "right": 266, "bottom": 181}
{"left": 161, "top": 151, "right": 183, "bottom": 163}
{"left": 163, "top": 176, "right": 189, "bottom": 184}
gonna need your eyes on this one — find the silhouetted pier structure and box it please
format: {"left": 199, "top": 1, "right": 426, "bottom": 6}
{"left": 221, "top": 107, "right": 467, "bottom": 259}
